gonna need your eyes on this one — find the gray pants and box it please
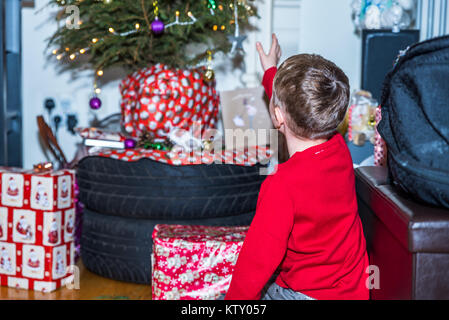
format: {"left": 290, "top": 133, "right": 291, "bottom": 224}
{"left": 261, "top": 283, "right": 315, "bottom": 300}
{"left": 219, "top": 283, "right": 315, "bottom": 300}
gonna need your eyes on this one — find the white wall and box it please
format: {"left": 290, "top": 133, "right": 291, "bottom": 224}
{"left": 273, "top": 0, "right": 301, "bottom": 60}
{"left": 22, "top": 0, "right": 122, "bottom": 168}
{"left": 296, "top": 0, "right": 361, "bottom": 92}
{"left": 21, "top": 0, "right": 361, "bottom": 168}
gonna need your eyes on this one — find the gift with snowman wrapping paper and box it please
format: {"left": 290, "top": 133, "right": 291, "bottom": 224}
{"left": 152, "top": 224, "right": 248, "bottom": 300}
{"left": 0, "top": 166, "right": 76, "bottom": 292}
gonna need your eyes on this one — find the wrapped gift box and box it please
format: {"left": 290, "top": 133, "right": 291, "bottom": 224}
{"left": 0, "top": 167, "right": 76, "bottom": 292}
{"left": 152, "top": 224, "right": 248, "bottom": 300}
{"left": 94, "top": 145, "right": 272, "bottom": 167}
{"left": 374, "top": 105, "right": 387, "bottom": 167}
{"left": 120, "top": 64, "right": 219, "bottom": 139}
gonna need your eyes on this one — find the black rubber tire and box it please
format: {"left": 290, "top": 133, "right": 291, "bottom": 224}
{"left": 81, "top": 208, "right": 254, "bottom": 284}
{"left": 77, "top": 156, "right": 266, "bottom": 220}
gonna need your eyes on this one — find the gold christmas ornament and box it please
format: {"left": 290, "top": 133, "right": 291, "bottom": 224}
{"left": 367, "top": 114, "right": 376, "bottom": 128}
{"left": 204, "top": 68, "right": 215, "bottom": 82}
{"left": 204, "top": 50, "right": 215, "bottom": 82}
{"left": 203, "top": 140, "right": 214, "bottom": 151}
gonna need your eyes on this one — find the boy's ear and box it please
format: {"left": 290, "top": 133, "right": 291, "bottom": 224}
{"left": 268, "top": 98, "right": 279, "bottom": 129}
{"left": 274, "top": 106, "right": 285, "bottom": 128}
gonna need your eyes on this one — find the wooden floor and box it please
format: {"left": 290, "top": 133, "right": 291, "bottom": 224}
{"left": 0, "top": 261, "right": 152, "bottom": 300}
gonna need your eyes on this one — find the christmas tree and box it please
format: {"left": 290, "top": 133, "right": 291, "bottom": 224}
{"left": 47, "top": 0, "right": 258, "bottom": 75}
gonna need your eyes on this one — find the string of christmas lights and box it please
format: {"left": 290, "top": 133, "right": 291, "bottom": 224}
{"left": 165, "top": 11, "right": 198, "bottom": 28}
{"left": 50, "top": 0, "right": 255, "bottom": 105}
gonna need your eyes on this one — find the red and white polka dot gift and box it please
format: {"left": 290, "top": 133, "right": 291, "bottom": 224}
{"left": 94, "top": 145, "right": 273, "bottom": 167}
{"left": 0, "top": 167, "right": 76, "bottom": 292}
{"left": 152, "top": 224, "right": 248, "bottom": 300}
{"left": 120, "top": 63, "right": 220, "bottom": 139}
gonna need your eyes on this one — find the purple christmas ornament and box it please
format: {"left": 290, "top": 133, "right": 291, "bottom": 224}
{"left": 89, "top": 96, "right": 102, "bottom": 110}
{"left": 124, "top": 138, "right": 137, "bottom": 149}
{"left": 151, "top": 18, "right": 165, "bottom": 35}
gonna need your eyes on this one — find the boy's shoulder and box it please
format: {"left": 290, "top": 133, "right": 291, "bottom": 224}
{"left": 265, "top": 160, "right": 303, "bottom": 191}
{"left": 271, "top": 133, "right": 353, "bottom": 181}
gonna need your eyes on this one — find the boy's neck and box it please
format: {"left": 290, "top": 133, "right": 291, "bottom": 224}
{"left": 284, "top": 130, "right": 328, "bottom": 157}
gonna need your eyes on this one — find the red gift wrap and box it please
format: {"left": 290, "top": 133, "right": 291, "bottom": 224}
{"left": 152, "top": 224, "right": 248, "bottom": 300}
{"left": 94, "top": 146, "right": 273, "bottom": 167}
{"left": 374, "top": 105, "right": 388, "bottom": 167}
{"left": 0, "top": 167, "right": 76, "bottom": 292}
{"left": 120, "top": 63, "right": 220, "bottom": 139}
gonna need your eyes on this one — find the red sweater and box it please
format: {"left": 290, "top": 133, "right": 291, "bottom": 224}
{"left": 225, "top": 67, "right": 369, "bottom": 300}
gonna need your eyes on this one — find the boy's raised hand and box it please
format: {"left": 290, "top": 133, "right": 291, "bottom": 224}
{"left": 256, "top": 33, "right": 282, "bottom": 72}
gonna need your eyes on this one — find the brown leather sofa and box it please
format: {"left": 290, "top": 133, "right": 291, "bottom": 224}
{"left": 355, "top": 166, "right": 449, "bottom": 300}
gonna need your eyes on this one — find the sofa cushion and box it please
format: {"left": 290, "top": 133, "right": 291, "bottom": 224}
{"left": 355, "top": 166, "right": 449, "bottom": 253}
{"left": 356, "top": 166, "right": 389, "bottom": 187}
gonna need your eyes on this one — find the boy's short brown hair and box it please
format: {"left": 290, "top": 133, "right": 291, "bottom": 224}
{"left": 273, "top": 54, "right": 350, "bottom": 140}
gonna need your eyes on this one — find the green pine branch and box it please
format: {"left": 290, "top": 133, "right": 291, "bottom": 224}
{"left": 47, "top": 0, "right": 258, "bottom": 76}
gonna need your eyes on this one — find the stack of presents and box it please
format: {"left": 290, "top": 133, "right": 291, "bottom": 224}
{"left": 0, "top": 84, "right": 276, "bottom": 298}
{"left": 0, "top": 167, "right": 248, "bottom": 298}
{"left": 0, "top": 168, "right": 76, "bottom": 292}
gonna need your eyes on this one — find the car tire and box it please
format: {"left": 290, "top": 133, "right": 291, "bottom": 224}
{"left": 77, "top": 156, "right": 266, "bottom": 220}
{"left": 80, "top": 207, "right": 255, "bottom": 284}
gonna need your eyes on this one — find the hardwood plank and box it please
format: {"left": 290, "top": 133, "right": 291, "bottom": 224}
{"left": 0, "top": 261, "right": 152, "bottom": 300}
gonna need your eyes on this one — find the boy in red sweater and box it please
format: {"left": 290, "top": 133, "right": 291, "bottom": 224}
{"left": 225, "top": 34, "right": 369, "bottom": 300}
